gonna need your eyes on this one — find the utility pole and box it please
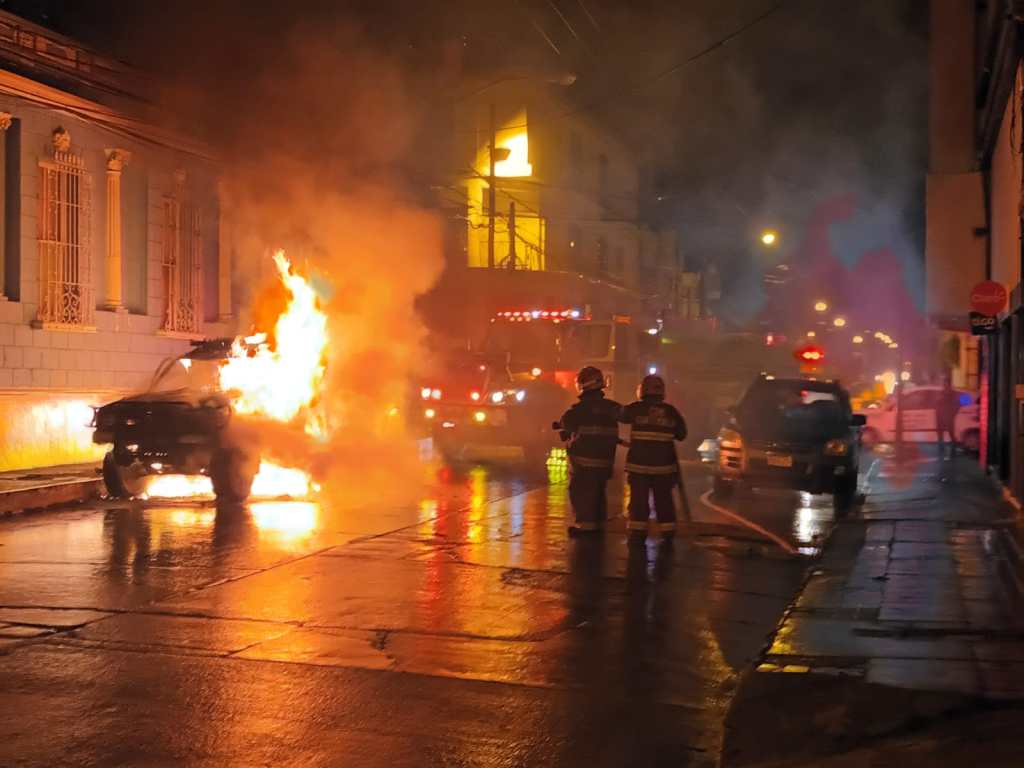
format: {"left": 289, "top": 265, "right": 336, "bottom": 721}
{"left": 487, "top": 103, "right": 496, "bottom": 270}
{"left": 507, "top": 201, "right": 516, "bottom": 270}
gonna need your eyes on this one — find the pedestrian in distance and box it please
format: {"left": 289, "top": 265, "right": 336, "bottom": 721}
{"left": 555, "top": 366, "right": 622, "bottom": 536}
{"left": 620, "top": 374, "right": 688, "bottom": 541}
{"left": 935, "top": 375, "right": 961, "bottom": 462}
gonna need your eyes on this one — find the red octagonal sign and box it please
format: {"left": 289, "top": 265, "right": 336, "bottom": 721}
{"left": 970, "top": 281, "right": 1007, "bottom": 316}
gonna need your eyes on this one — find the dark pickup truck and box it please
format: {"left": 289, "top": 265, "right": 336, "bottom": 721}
{"left": 92, "top": 339, "right": 260, "bottom": 503}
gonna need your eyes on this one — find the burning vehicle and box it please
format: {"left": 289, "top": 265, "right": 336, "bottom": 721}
{"left": 94, "top": 251, "right": 325, "bottom": 503}
{"left": 93, "top": 339, "right": 262, "bottom": 502}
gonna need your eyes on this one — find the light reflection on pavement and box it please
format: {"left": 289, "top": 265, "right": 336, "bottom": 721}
{"left": 0, "top": 458, "right": 824, "bottom": 767}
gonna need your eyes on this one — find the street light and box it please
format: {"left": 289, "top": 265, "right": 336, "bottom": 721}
{"left": 852, "top": 335, "right": 864, "bottom": 344}
{"left": 814, "top": 300, "right": 829, "bottom": 313}
{"left": 806, "top": 330, "right": 816, "bottom": 338}
{"left": 833, "top": 317, "right": 847, "bottom": 328}
{"left": 760, "top": 230, "right": 778, "bottom": 246}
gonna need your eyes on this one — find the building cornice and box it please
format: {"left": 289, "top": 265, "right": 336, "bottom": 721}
{"left": 0, "top": 67, "right": 215, "bottom": 162}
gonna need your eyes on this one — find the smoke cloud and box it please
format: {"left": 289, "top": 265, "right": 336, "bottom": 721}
{"left": 108, "top": 5, "right": 448, "bottom": 503}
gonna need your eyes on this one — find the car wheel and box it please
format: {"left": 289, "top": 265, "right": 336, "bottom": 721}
{"left": 103, "top": 451, "right": 144, "bottom": 499}
{"left": 833, "top": 474, "right": 858, "bottom": 516}
{"left": 860, "top": 428, "right": 881, "bottom": 451}
{"left": 960, "top": 429, "right": 980, "bottom": 455}
{"left": 210, "top": 447, "right": 257, "bottom": 504}
{"left": 103, "top": 451, "right": 131, "bottom": 498}
{"left": 713, "top": 475, "right": 735, "bottom": 500}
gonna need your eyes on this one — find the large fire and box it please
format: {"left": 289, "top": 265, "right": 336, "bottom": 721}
{"left": 219, "top": 251, "right": 328, "bottom": 423}
{"left": 144, "top": 250, "right": 328, "bottom": 501}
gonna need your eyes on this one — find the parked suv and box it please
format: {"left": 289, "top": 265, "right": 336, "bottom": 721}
{"left": 713, "top": 375, "right": 865, "bottom": 509}
{"left": 92, "top": 339, "right": 260, "bottom": 503}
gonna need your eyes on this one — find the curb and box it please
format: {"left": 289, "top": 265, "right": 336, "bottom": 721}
{"left": 0, "top": 477, "right": 103, "bottom": 517}
{"left": 720, "top": 666, "right": 974, "bottom": 768}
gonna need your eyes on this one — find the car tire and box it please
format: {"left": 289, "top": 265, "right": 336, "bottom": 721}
{"left": 103, "top": 451, "right": 146, "bottom": 499}
{"left": 102, "top": 451, "right": 133, "bottom": 499}
{"left": 833, "top": 474, "right": 858, "bottom": 515}
{"left": 960, "top": 429, "right": 980, "bottom": 455}
{"left": 713, "top": 475, "right": 735, "bottom": 500}
{"left": 210, "top": 447, "right": 257, "bottom": 504}
{"left": 859, "top": 427, "right": 882, "bottom": 450}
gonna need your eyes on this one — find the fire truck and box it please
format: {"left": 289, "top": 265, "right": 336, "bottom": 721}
{"left": 419, "top": 306, "right": 663, "bottom": 465}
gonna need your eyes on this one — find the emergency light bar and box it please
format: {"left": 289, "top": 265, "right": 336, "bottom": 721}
{"left": 493, "top": 309, "right": 585, "bottom": 321}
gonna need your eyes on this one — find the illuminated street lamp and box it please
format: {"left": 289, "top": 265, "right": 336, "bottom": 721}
{"left": 814, "top": 300, "right": 828, "bottom": 313}
{"left": 806, "top": 330, "right": 816, "bottom": 338}
{"left": 833, "top": 317, "right": 847, "bottom": 328}
{"left": 852, "top": 335, "right": 864, "bottom": 344}
{"left": 760, "top": 230, "right": 778, "bottom": 246}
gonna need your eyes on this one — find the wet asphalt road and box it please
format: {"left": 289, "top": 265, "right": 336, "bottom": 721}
{"left": 0, "top": 458, "right": 841, "bottom": 767}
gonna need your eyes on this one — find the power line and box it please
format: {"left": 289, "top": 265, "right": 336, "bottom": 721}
{"left": 546, "top": 0, "right": 585, "bottom": 46}
{"left": 513, "top": 0, "right": 562, "bottom": 57}
{"left": 552, "top": 0, "right": 790, "bottom": 125}
{"left": 576, "top": 0, "right": 599, "bottom": 31}
{"left": 453, "top": 0, "right": 789, "bottom": 133}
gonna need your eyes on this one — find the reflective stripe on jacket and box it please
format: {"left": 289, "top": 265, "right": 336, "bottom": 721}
{"left": 559, "top": 390, "right": 622, "bottom": 469}
{"left": 620, "top": 397, "right": 686, "bottom": 474}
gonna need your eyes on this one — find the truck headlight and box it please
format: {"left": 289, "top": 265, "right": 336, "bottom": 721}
{"left": 824, "top": 439, "right": 848, "bottom": 456}
{"left": 719, "top": 428, "right": 742, "bottom": 450}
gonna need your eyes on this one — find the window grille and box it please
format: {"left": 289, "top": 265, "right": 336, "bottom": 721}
{"left": 161, "top": 194, "right": 202, "bottom": 334}
{"left": 38, "top": 150, "right": 93, "bottom": 328}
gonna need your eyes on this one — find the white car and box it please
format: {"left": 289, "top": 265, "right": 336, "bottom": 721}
{"left": 858, "top": 386, "right": 980, "bottom": 453}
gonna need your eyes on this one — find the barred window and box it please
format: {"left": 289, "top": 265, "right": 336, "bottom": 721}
{"left": 162, "top": 180, "right": 202, "bottom": 334}
{"left": 38, "top": 148, "right": 93, "bottom": 328}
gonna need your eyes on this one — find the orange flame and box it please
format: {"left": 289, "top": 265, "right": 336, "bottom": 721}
{"left": 146, "top": 249, "right": 329, "bottom": 501}
{"left": 219, "top": 251, "right": 328, "bottom": 423}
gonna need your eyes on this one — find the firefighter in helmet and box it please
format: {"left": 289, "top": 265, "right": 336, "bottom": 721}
{"left": 556, "top": 366, "right": 622, "bottom": 534}
{"left": 620, "top": 374, "right": 687, "bottom": 539}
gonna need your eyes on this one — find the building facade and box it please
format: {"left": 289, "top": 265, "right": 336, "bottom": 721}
{"left": 928, "top": 0, "right": 1024, "bottom": 502}
{"left": 424, "top": 78, "right": 688, "bottom": 339}
{"left": 0, "top": 13, "right": 234, "bottom": 471}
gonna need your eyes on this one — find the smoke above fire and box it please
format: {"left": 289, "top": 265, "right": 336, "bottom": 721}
{"left": 117, "top": 7, "right": 447, "bottom": 502}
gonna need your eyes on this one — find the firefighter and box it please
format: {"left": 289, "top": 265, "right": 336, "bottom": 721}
{"left": 556, "top": 366, "right": 622, "bottom": 535}
{"left": 620, "top": 374, "right": 687, "bottom": 540}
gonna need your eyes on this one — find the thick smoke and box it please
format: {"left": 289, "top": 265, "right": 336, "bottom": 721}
{"left": 110, "top": 6, "right": 447, "bottom": 503}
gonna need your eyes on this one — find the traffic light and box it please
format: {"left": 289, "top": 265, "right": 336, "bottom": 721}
{"left": 794, "top": 345, "right": 824, "bottom": 363}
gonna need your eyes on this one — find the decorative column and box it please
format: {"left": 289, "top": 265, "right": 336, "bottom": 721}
{"left": 103, "top": 148, "right": 130, "bottom": 311}
{"left": 0, "top": 112, "right": 12, "bottom": 302}
{"left": 216, "top": 179, "right": 233, "bottom": 323}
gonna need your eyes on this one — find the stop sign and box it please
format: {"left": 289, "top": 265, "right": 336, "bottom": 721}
{"left": 970, "top": 281, "right": 1007, "bottom": 316}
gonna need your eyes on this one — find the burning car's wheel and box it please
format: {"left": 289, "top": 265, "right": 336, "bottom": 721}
{"left": 102, "top": 451, "right": 144, "bottom": 499}
{"left": 210, "top": 447, "right": 257, "bottom": 504}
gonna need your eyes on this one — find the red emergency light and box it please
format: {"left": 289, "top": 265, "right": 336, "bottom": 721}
{"left": 494, "top": 308, "right": 585, "bottom": 321}
{"left": 794, "top": 345, "right": 824, "bottom": 363}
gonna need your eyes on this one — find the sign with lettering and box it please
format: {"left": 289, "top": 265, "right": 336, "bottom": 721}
{"left": 969, "top": 311, "right": 997, "bottom": 336}
{"left": 970, "top": 281, "right": 1007, "bottom": 316}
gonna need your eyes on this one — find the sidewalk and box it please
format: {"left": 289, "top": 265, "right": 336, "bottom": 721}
{"left": 0, "top": 462, "right": 102, "bottom": 517}
{"left": 722, "top": 447, "right": 1024, "bottom": 767}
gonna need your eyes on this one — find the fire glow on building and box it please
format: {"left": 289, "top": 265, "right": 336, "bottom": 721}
{"left": 143, "top": 251, "right": 328, "bottom": 500}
